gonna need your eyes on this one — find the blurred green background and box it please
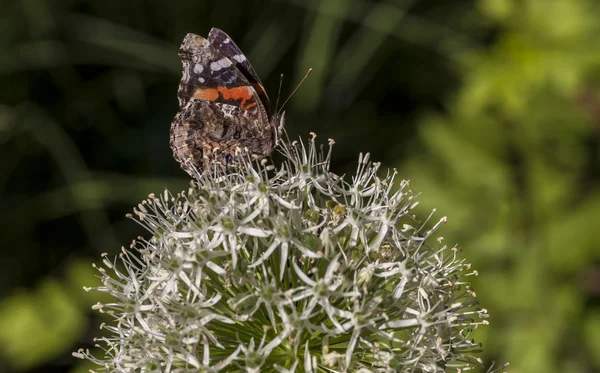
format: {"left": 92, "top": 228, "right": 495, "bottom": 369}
{"left": 1, "top": 0, "right": 599, "bottom": 372}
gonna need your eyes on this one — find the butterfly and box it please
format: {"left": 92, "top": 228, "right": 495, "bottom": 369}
{"left": 170, "top": 28, "right": 284, "bottom": 176}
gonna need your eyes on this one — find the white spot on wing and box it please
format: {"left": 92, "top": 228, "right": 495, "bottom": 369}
{"left": 193, "top": 63, "right": 204, "bottom": 74}
{"left": 232, "top": 54, "right": 246, "bottom": 63}
{"left": 216, "top": 103, "right": 236, "bottom": 118}
{"left": 181, "top": 63, "right": 190, "bottom": 81}
{"left": 198, "top": 77, "right": 205, "bottom": 83}
{"left": 210, "top": 58, "right": 232, "bottom": 71}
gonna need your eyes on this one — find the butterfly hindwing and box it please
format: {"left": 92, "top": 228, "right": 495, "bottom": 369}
{"left": 170, "top": 99, "right": 276, "bottom": 174}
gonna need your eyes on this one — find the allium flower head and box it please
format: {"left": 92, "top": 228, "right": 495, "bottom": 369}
{"left": 74, "top": 134, "right": 499, "bottom": 372}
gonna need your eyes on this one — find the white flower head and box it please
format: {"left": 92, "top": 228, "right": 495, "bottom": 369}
{"left": 74, "top": 135, "right": 502, "bottom": 373}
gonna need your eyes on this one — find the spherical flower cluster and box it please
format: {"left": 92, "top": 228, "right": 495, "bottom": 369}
{"left": 74, "top": 134, "right": 497, "bottom": 373}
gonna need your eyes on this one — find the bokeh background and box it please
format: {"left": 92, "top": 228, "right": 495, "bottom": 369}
{"left": 1, "top": 0, "right": 599, "bottom": 372}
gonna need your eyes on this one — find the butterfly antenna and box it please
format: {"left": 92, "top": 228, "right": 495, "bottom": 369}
{"left": 278, "top": 68, "right": 312, "bottom": 113}
{"left": 275, "top": 73, "right": 284, "bottom": 113}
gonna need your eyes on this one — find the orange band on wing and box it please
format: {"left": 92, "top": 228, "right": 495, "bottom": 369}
{"left": 193, "top": 86, "right": 257, "bottom": 110}
{"left": 193, "top": 88, "right": 220, "bottom": 101}
{"left": 219, "top": 86, "right": 256, "bottom": 110}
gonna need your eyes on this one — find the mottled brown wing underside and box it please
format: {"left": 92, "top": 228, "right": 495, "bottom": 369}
{"left": 170, "top": 100, "right": 276, "bottom": 176}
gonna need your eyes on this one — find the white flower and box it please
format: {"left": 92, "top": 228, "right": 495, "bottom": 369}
{"left": 74, "top": 134, "right": 502, "bottom": 373}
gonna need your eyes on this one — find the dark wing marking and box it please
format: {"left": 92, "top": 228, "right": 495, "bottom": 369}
{"left": 208, "top": 28, "right": 263, "bottom": 86}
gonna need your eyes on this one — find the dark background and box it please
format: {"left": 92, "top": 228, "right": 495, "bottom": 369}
{"left": 1, "top": 1, "right": 599, "bottom": 372}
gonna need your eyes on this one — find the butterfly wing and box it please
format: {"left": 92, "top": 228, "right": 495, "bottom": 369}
{"left": 177, "top": 33, "right": 265, "bottom": 117}
{"left": 208, "top": 28, "right": 272, "bottom": 116}
{"left": 171, "top": 31, "right": 280, "bottom": 176}
{"left": 170, "top": 99, "right": 275, "bottom": 175}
